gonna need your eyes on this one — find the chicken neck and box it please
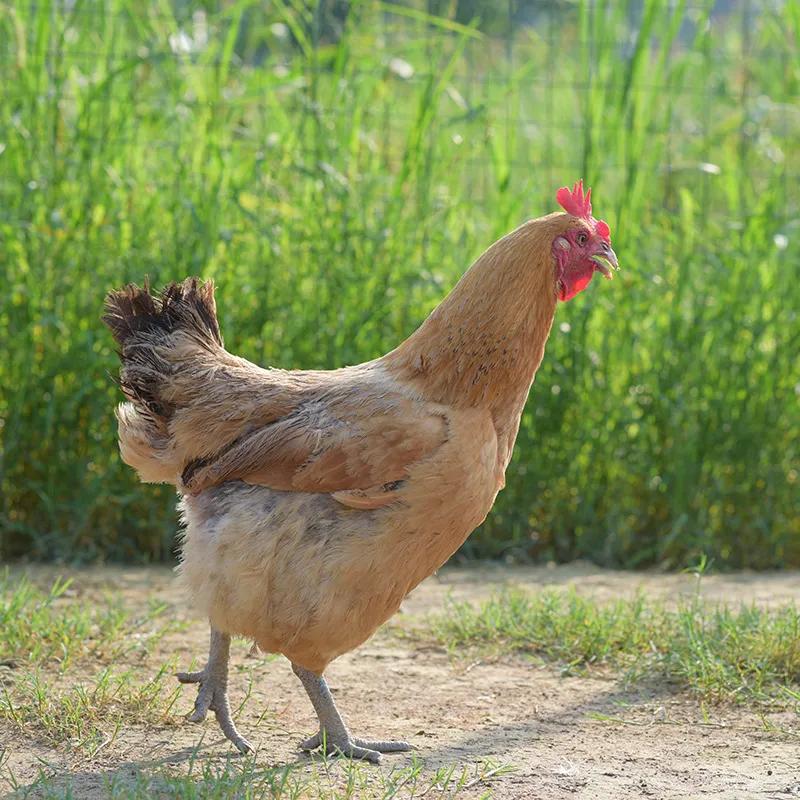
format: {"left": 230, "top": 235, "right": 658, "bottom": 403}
{"left": 383, "top": 218, "right": 559, "bottom": 428}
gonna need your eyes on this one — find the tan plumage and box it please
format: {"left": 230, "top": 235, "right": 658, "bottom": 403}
{"left": 103, "top": 207, "right": 616, "bottom": 757}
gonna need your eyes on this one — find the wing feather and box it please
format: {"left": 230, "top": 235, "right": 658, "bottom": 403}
{"left": 181, "top": 393, "right": 448, "bottom": 503}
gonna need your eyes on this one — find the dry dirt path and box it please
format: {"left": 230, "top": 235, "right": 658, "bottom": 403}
{"left": 2, "top": 564, "right": 800, "bottom": 799}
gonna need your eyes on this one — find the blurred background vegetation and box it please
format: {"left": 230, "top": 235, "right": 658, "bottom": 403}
{"left": 0, "top": 0, "right": 798, "bottom": 567}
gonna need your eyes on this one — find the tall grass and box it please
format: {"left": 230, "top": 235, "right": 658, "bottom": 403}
{"left": 0, "top": 0, "right": 797, "bottom": 566}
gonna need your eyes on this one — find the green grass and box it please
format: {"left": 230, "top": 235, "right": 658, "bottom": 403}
{"left": 0, "top": 572, "right": 182, "bottom": 670}
{"left": 1, "top": 662, "right": 183, "bottom": 755}
{"left": 5, "top": 754, "right": 513, "bottom": 800}
{"left": 424, "top": 588, "right": 800, "bottom": 703}
{"left": 0, "top": 573, "right": 187, "bottom": 753}
{"left": 1, "top": 0, "right": 798, "bottom": 567}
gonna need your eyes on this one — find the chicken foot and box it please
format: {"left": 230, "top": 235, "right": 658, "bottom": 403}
{"left": 292, "top": 663, "right": 412, "bottom": 763}
{"left": 176, "top": 626, "right": 253, "bottom": 754}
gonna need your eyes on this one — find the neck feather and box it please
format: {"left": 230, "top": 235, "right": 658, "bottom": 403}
{"left": 383, "top": 216, "right": 562, "bottom": 417}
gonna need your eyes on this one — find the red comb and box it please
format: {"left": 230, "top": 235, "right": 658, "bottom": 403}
{"left": 556, "top": 180, "right": 592, "bottom": 218}
{"left": 556, "top": 180, "right": 611, "bottom": 242}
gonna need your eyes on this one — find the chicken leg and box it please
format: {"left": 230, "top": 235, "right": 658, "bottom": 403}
{"left": 176, "top": 626, "right": 253, "bottom": 754}
{"left": 292, "top": 663, "right": 412, "bottom": 763}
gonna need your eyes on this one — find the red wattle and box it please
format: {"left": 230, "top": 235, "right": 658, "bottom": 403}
{"left": 559, "top": 270, "right": 594, "bottom": 302}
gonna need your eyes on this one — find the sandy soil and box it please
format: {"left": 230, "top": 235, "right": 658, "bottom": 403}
{"left": 2, "top": 564, "right": 800, "bottom": 799}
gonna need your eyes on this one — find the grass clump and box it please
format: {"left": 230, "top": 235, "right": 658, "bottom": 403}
{"left": 0, "top": 573, "right": 188, "bottom": 753}
{"left": 0, "top": 573, "right": 181, "bottom": 669}
{"left": 103, "top": 756, "right": 512, "bottom": 800}
{"left": 426, "top": 589, "right": 800, "bottom": 703}
{"left": 0, "top": 662, "right": 182, "bottom": 755}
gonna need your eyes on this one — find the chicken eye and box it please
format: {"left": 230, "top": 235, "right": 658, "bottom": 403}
{"left": 576, "top": 232, "right": 588, "bottom": 246}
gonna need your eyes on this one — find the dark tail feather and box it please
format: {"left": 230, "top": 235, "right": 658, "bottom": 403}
{"left": 102, "top": 277, "right": 223, "bottom": 349}
{"left": 102, "top": 277, "right": 223, "bottom": 422}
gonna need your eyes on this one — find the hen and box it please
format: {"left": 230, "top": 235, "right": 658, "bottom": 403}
{"left": 103, "top": 181, "right": 618, "bottom": 761}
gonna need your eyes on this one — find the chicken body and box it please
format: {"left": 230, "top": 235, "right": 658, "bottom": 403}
{"left": 179, "top": 382, "right": 499, "bottom": 674}
{"left": 103, "top": 202, "right": 618, "bottom": 760}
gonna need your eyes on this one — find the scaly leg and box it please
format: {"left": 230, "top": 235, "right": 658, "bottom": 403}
{"left": 292, "top": 662, "right": 412, "bottom": 764}
{"left": 176, "top": 626, "right": 253, "bottom": 754}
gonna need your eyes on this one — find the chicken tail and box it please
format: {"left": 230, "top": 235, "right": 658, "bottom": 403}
{"left": 104, "top": 277, "right": 222, "bottom": 350}
{"left": 102, "top": 277, "right": 224, "bottom": 483}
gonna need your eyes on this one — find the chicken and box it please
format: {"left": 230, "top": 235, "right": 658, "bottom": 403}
{"left": 102, "top": 181, "right": 618, "bottom": 761}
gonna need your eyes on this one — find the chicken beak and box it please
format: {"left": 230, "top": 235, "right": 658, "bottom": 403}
{"left": 590, "top": 243, "right": 619, "bottom": 279}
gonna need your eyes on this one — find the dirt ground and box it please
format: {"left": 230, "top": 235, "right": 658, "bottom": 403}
{"left": 3, "top": 563, "right": 800, "bottom": 799}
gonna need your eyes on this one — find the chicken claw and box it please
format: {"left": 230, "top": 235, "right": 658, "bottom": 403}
{"left": 292, "top": 663, "right": 412, "bottom": 764}
{"left": 300, "top": 730, "right": 412, "bottom": 760}
{"left": 177, "top": 627, "right": 253, "bottom": 754}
